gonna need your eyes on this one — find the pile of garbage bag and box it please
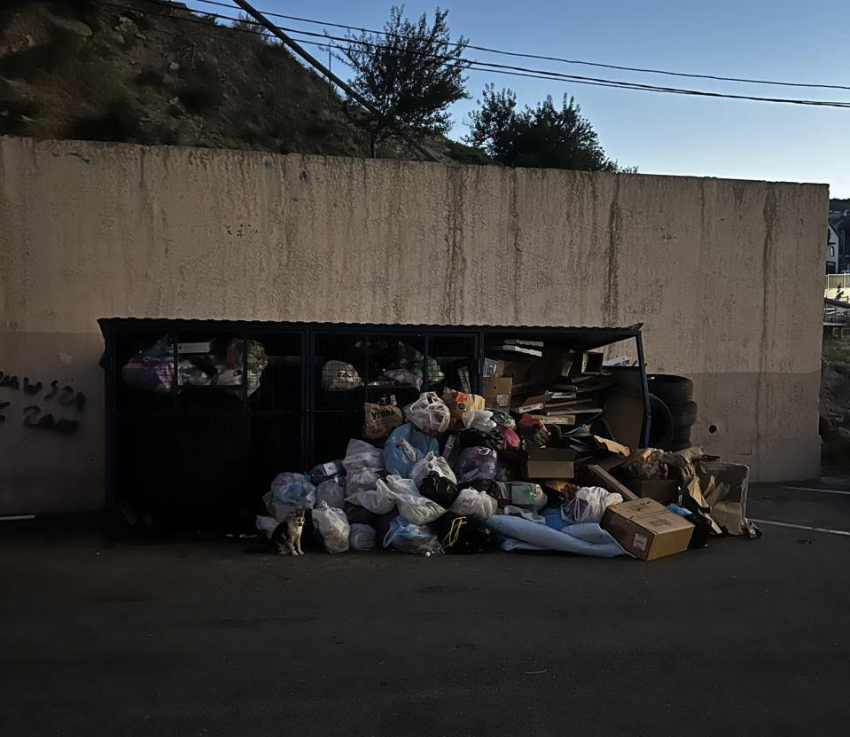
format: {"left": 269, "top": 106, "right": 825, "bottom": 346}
{"left": 123, "top": 336, "right": 267, "bottom": 396}
{"left": 256, "top": 386, "right": 756, "bottom": 560}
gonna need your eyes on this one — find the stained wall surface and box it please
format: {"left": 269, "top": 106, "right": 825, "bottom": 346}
{"left": 0, "top": 137, "right": 826, "bottom": 512}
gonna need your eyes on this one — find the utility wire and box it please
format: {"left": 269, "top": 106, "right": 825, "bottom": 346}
{"left": 94, "top": 1, "right": 850, "bottom": 109}
{"left": 184, "top": 0, "right": 850, "bottom": 93}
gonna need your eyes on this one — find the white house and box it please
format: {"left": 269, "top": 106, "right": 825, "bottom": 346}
{"left": 827, "top": 223, "right": 840, "bottom": 273}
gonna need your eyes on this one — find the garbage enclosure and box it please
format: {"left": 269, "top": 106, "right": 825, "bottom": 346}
{"left": 99, "top": 319, "right": 651, "bottom": 534}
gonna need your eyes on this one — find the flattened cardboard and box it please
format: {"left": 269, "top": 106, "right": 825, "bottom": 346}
{"left": 482, "top": 377, "right": 513, "bottom": 409}
{"left": 528, "top": 413, "right": 575, "bottom": 426}
{"left": 602, "top": 498, "right": 694, "bottom": 561}
{"left": 525, "top": 447, "right": 577, "bottom": 479}
{"left": 515, "top": 392, "right": 554, "bottom": 414}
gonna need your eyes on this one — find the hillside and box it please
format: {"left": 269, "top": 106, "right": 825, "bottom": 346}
{"left": 0, "top": 0, "right": 482, "bottom": 162}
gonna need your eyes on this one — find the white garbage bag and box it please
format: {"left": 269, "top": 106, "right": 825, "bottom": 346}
{"left": 562, "top": 487, "right": 623, "bottom": 525}
{"left": 311, "top": 501, "right": 350, "bottom": 553}
{"left": 345, "top": 479, "right": 398, "bottom": 514}
{"left": 255, "top": 515, "right": 279, "bottom": 539}
{"left": 349, "top": 523, "right": 377, "bottom": 551}
{"left": 316, "top": 476, "right": 346, "bottom": 509}
{"left": 404, "top": 392, "right": 451, "bottom": 434}
{"left": 395, "top": 494, "right": 446, "bottom": 525}
{"left": 462, "top": 409, "right": 496, "bottom": 433}
{"left": 410, "top": 451, "right": 457, "bottom": 488}
{"left": 342, "top": 439, "right": 384, "bottom": 496}
{"left": 321, "top": 361, "right": 363, "bottom": 391}
{"left": 450, "top": 488, "right": 498, "bottom": 520}
{"left": 385, "top": 475, "right": 420, "bottom": 497}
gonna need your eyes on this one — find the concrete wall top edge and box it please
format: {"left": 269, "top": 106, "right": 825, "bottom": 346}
{"left": 1, "top": 135, "right": 830, "bottom": 192}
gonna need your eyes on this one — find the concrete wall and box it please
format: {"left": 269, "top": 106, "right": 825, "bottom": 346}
{"left": 0, "top": 136, "right": 827, "bottom": 513}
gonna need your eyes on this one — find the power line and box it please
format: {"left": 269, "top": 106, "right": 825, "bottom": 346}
{"left": 184, "top": 0, "right": 850, "bottom": 93}
{"left": 228, "top": 0, "right": 440, "bottom": 161}
{"left": 270, "top": 24, "right": 850, "bottom": 109}
{"left": 92, "top": 1, "right": 850, "bottom": 109}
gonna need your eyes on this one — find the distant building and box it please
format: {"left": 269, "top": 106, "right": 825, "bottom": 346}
{"left": 827, "top": 224, "right": 840, "bottom": 273}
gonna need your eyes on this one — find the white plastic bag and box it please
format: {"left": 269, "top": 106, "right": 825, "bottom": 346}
{"left": 346, "top": 480, "right": 398, "bottom": 514}
{"left": 410, "top": 451, "right": 457, "bottom": 488}
{"left": 262, "top": 490, "right": 296, "bottom": 523}
{"left": 395, "top": 494, "right": 446, "bottom": 525}
{"left": 349, "top": 523, "right": 377, "bottom": 551}
{"left": 255, "top": 515, "right": 279, "bottom": 539}
{"left": 385, "top": 475, "right": 420, "bottom": 497}
{"left": 342, "top": 439, "right": 384, "bottom": 496}
{"left": 562, "top": 487, "right": 623, "bottom": 525}
{"left": 345, "top": 468, "right": 382, "bottom": 496}
{"left": 311, "top": 501, "right": 350, "bottom": 553}
{"left": 404, "top": 392, "right": 451, "bottom": 434}
{"left": 321, "top": 360, "right": 363, "bottom": 391}
{"left": 450, "top": 488, "right": 498, "bottom": 520}
{"left": 462, "top": 409, "right": 496, "bottom": 433}
{"left": 342, "top": 439, "right": 383, "bottom": 470}
{"left": 316, "top": 476, "right": 346, "bottom": 509}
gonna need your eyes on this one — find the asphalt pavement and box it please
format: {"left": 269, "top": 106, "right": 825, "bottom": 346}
{"left": 2, "top": 482, "right": 850, "bottom": 737}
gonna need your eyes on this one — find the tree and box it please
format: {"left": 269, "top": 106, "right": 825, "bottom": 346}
{"left": 338, "top": 6, "right": 469, "bottom": 156}
{"left": 467, "top": 85, "right": 626, "bottom": 172}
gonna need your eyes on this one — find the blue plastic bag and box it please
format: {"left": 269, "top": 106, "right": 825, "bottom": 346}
{"left": 383, "top": 423, "right": 439, "bottom": 477}
{"left": 382, "top": 515, "right": 442, "bottom": 556}
{"left": 270, "top": 472, "right": 317, "bottom": 508}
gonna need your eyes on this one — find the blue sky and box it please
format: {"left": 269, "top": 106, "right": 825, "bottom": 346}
{"left": 190, "top": 1, "right": 850, "bottom": 196}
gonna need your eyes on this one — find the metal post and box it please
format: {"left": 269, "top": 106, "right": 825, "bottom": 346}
{"left": 635, "top": 330, "right": 652, "bottom": 447}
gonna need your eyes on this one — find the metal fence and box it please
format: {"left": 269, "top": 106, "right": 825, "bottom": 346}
{"left": 825, "top": 300, "right": 850, "bottom": 326}
{"left": 826, "top": 274, "right": 850, "bottom": 292}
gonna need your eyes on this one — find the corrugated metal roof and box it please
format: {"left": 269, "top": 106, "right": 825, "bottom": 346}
{"left": 98, "top": 318, "right": 642, "bottom": 352}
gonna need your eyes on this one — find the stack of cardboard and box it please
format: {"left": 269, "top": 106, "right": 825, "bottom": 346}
{"left": 482, "top": 346, "right": 614, "bottom": 426}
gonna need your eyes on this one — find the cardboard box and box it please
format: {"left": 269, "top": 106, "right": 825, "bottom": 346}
{"left": 628, "top": 479, "right": 679, "bottom": 504}
{"left": 602, "top": 498, "right": 694, "bottom": 561}
{"left": 525, "top": 447, "right": 577, "bottom": 479}
{"left": 482, "top": 377, "right": 513, "bottom": 409}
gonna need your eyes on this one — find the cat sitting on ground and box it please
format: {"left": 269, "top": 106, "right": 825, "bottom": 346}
{"left": 271, "top": 509, "right": 306, "bottom": 556}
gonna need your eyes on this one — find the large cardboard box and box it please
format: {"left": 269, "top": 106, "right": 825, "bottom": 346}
{"left": 628, "top": 479, "right": 679, "bottom": 504}
{"left": 602, "top": 498, "right": 694, "bottom": 561}
{"left": 482, "top": 377, "right": 513, "bottom": 409}
{"left": 525, "top": 447, "right": 577, "bottom": 479}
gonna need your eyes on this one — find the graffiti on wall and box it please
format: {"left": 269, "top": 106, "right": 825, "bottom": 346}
{"left": 0, "top": 371, "right": 85, "bottom": 435}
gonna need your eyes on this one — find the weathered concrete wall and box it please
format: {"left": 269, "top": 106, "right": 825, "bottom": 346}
{"left": 0, "top": 136, "right": 826, "bottom": 513}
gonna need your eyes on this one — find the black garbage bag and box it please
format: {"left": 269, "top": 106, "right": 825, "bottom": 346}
{"left": 344, "top": 501, "right": 380, "bottom": 527}
{"left": 374, "top": 509, "right": 401, "bottom": 544}
{"left": 435, "top": 513, "right": 492, "bottom": 554}
{"left": 419, "top": 476, "right": 460, "bottom": 509}
{"left": 458, "top": 428, "right": 503, "bottom": 451}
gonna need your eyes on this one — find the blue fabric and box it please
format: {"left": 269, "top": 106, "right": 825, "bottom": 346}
{"left": 542, "top": 507, "right": 567, "bottom": 531}
{"left": 487, "top": 515, "right": 626, "bottom": 558}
